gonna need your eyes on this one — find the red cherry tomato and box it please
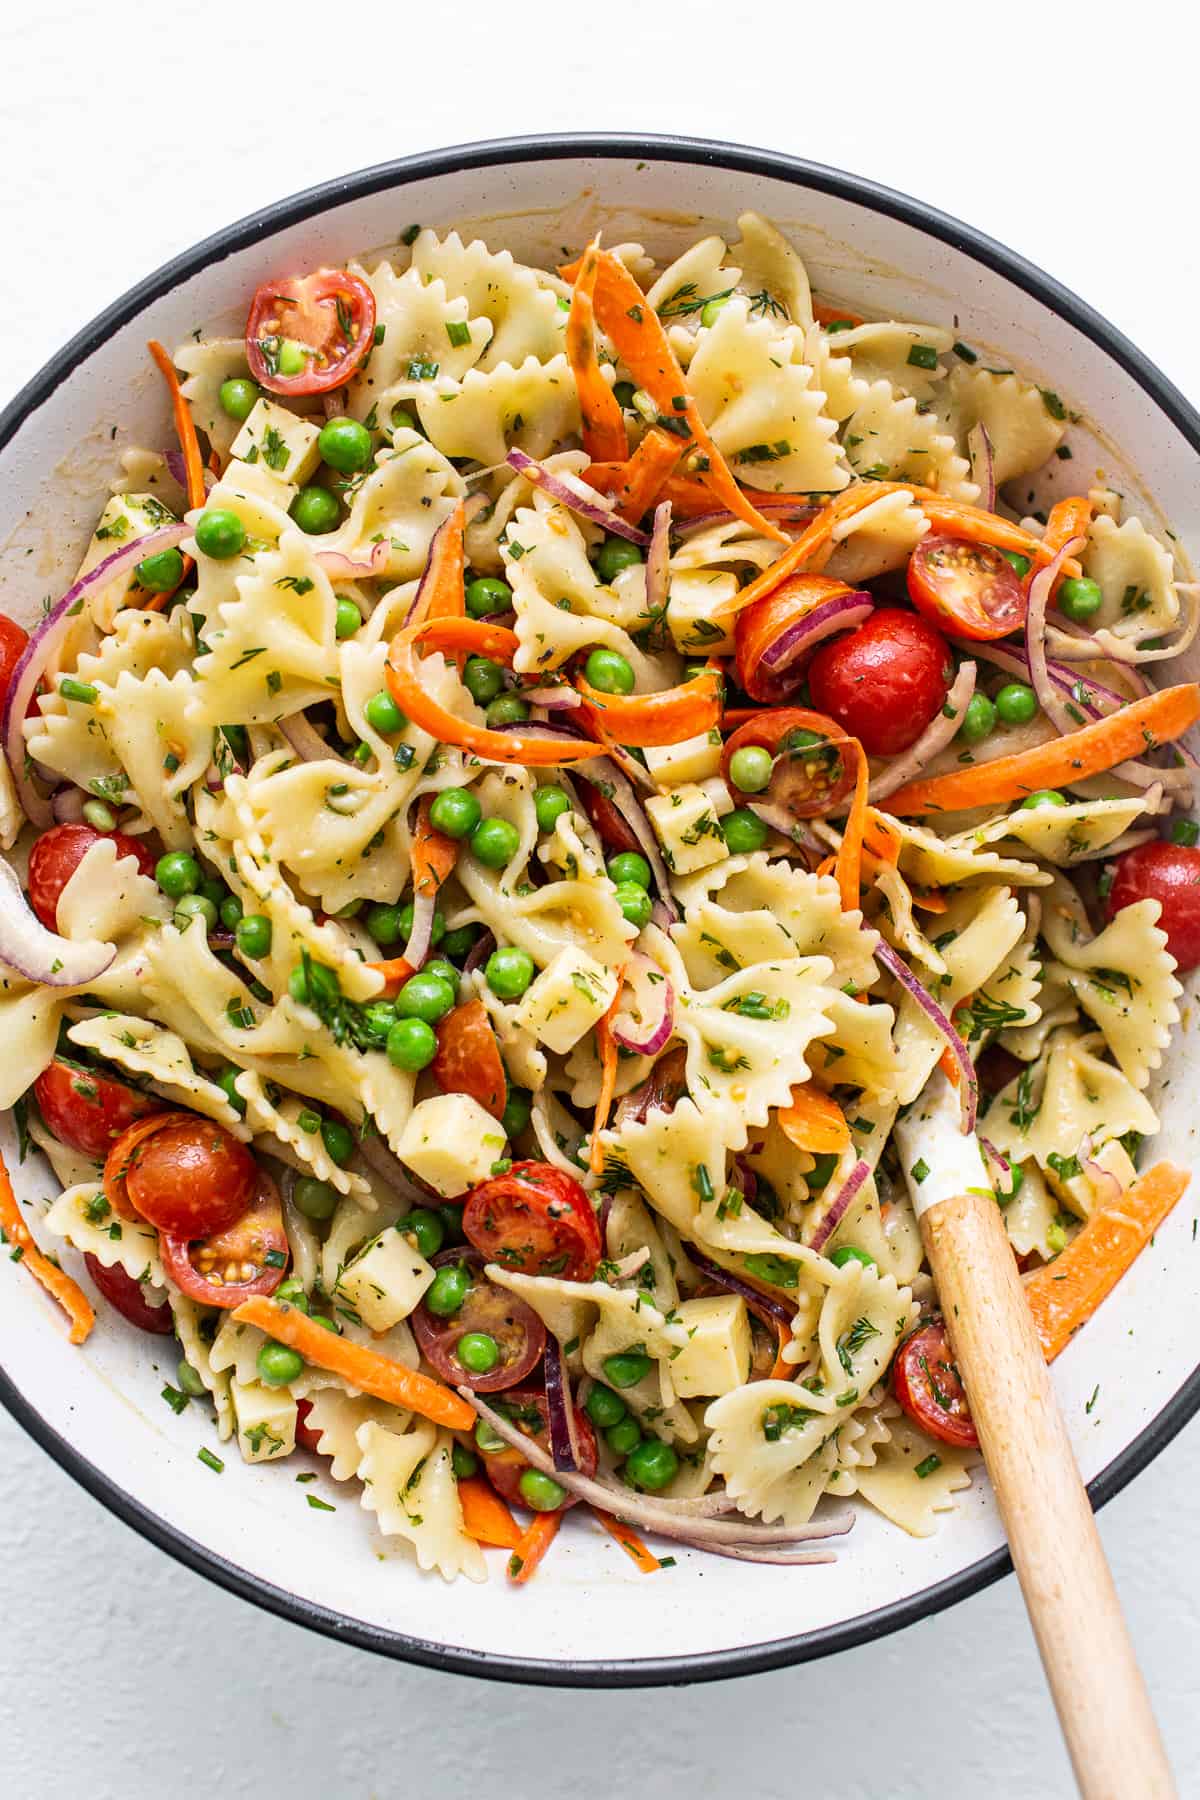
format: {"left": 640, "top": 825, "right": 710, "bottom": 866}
{"left": 34, "top": 1057, "right": 162, "bottom": 1160}
{"left": 719, "top": 706, "right": 858, "bottom": 822}
{"left": 613, "top": 1044, "right": 689, "bottom": 1130}
{"left": 0, "top": 613, "right": 30, "bottom": 706}
{"left": 807, "top": 608, "right": 953, "bottom": 756}
{"left": 892, "top": 1319, "right": 979, "bottom": 1448}
{"left": 734, "top": 574, "right": 859, "bottom": 704}
{"left": 1106, "top": 840, "right": 1200, "bottom": 972}
{"left": 104, "top": 1113, "right": 256, "bottom": 1237}
{"left": 295, "top": 1398, "right": 323, "bottom": 1454}
{"left": 412, "top": 1250, "right": 547, "bottom": 1392}
{"left": 160, "top": 1168, "right": 289, "bottom": 1309}
{"left": 83, "top": 1252, "right": 173, "bottom": 1334}
{"left": 246, "top": 269, "right": 376, "bottom": 397}
{"left": 578, "top": 780, "right": 641, "bottom": 855}
{"left": 907, "top": 535, "right": 1026, "bottom": 641}
{"left": 27, "top": 823, "right": 156, "bottom": 931}
{"left": 462, "top": 1160, "right": 601, "bottom": 1281}
{"left": 476, "top": 1384, "right": 598, "bottom": 1512}
{"left": 432, "top": 999, "right": 507, "bottom": 1121}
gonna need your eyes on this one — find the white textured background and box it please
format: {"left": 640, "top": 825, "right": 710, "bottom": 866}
{"left": 3, "top": 4, "right": 1199, "bottom": 1795}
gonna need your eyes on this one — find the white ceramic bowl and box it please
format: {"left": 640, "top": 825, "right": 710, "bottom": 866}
{"left": 2, "top": 134, "right": 1198, "bottom": 1686}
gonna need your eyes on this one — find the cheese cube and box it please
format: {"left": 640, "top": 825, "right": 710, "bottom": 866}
{"left": 231, "top": 1377, "right": 297, "bottom": 1463}
{"left": 1045, "top": 1136, "right": 1139, "bottom": 1221}
{"left": 76, "top": 493, "right": 179, "bottom": 613}
{"left": 515, "top": 947, "right": 618, "bottom": 1054}
{"left": 231, "top": 397, "right": 322, "bottom": 487}
{"left": 644, "top": 729, "right": 724, "bottom": 788}
{"left": 667, "top": 570, "right": 738, "bottom": 656}
{"left": 394, "top": 1093, "right": 509, "bottom": 1197}
{"left": 335, "top": 1225, "right": 435, "bottom": 1330}
{"left": 669, "top": 1294, "right": 752, "bottom": 1398}
{"left": 646, "top": 783, "right": 731, "bottom": 875}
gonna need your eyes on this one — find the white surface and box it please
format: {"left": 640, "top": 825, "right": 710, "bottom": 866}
{"left": 2, "top": 2, "right": 1199, "bottom": 1794}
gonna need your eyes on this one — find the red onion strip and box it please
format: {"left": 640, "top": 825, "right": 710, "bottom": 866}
{"left": 674, "top": 502, "right": 818, "bottom": 540}
{"left": 520, "top": 685, "right": 582, "bottom": 710}
{"left": 874, "top": 939, "right": 978, "bottom": 1133}
{"left": 979, "top": 1136, "right": 1018, "bottom": 1199}
{"left": 575, "top": 761, "right": 678, "bottom": 922}
{"left": 868, "top": 661, "right": 976, "bottom": 804}
{"left": 355, "top": 1133, "right": 436, "bottom": 1206}
{"left": 1026, "top": 537, "right": 1090, "bottom": 739}
{"left": 279, "top": 714, "right": 341, "bottom": 763}
{"left": 759, "top": 591, "right": 874, "bottom": 675}
{"left": 612, "top": 954, "right": 675, "bottom": 1055}
{"left": 0, "top": 857, "right": 116, "bottom": 987}
{"left": 163, "top": 449, "right": 216, "bottom": 494}
{"left": 315, "top": 542, "right": 391, "bottom": 581}
{"left": 967, "top": 422, "right": 995, "bottom": 512}
{"left": 52, "top": 787, "right": 87, "bottom": 824}
{"left": 809, "top": 1158, "right": 872, "bottom": 1252}
{"left": 505, "top": 449, "right": 650, "bottom": 546}
{"left": 401, "top": 509, "right": 462, "bottom": 628}
{"left": 682, "top": 1242, "right": 793, "bottom": 1326}
{"left": 401, "top": 887, "right": 436, "bottom": 972}
{"left": 543, "top": 1336, "right": 578, "bottom": 1472}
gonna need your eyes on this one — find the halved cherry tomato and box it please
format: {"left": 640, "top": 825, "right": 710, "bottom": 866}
{"left": 412, "top": 1250, "right": 547, "bottom": 1392}
{"left": 720, "top": 706, "right": 857, "bottom": 823}
{"left": 0, "top": 613, "right": 30, "bottom": 707}
{"left": 83, "top": 1252, "right": 173, "bottom": 1334}
{"left": 892, "top": 1319, "right": 979, "bottom": 1448}
{"left": 246, "top": 269, "right": 376, "bottom": 396}
{"left": 734, "top": 574, "right": 859, "bottom": 705}
{"left": 105, "top": 1112, "right": 256, "bottom": 1237}
{"left": 907, "top": 534, "right": 1026, "bottom": 641}
{"left": 463, "top": 1160, "right": 601, "bottom": 1280}
{"left": 27, "top": 823, "right": 156, "bottom": 931}
{"left": 160, "top": 1168, "right": 288, "bottom": 1309}
{"left": 577, "top": 779, "right": 641, "bottom": 855}
{"left": 1106, "top": 840, "right": 1200, "bottom": 973}
{"left": 432, "top": 999, "right": 507, "bottom": 1121}
{"left": 612, "top": 1044, "right": 689, "bottom": 1130}
{"left": 295, "top": 1397, "right": 323, "bottom": 1454}
{"left": 808, "top": 608, "right": 953, "bottom": 756}
{"left": 976, "top": 1043, "right": 1024, "bottom": 1097}
{"left": 34, "top": 1057, "right": 162, "bottom": 1160}
{"left": 476, "top": 1384, "right": 597, "bottom": 1512}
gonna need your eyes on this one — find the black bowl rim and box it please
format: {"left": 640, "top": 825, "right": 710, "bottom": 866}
{"left": 2, "top": 130, "right": 1199, "bottom": 1688}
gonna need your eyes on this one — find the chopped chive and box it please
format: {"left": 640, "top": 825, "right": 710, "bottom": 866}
{"left": 445, "top": 321, "right": 472, "bottom": 348}
{"left": 59, "top": 677, "right": 98, "bottom": 705}
{"left": 952, "top": 341, "right": 977, "bottom": 363}
{"left": 906, "top": 344, "right": 939, "bottom": 371}
{"left": 915, "top": 1453, "right": 942, "bottom": 1479}
{"left": 198, "top": 1447, "right": 224, "bottom": 1473}
{"left": 306, "top": 1494, "right": 336, "bottom": 1511}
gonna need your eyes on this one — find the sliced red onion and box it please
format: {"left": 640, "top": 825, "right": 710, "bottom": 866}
{"left": 52, "top": 787, "right": 87, "bottom": 824}
{"left": 1026, "top": 537, "right": 1089, "bottom": 740}
{"left": 1048, "top": 583, "right": 1200, "bottom": 666}
{"left": 674, "top": 502, "right": 818, "bottom": 540}
{"left": 759, "top": 590, "right": 873, "bottom": 676}
{"left": 973, "top": 640, "right": 1122, "bottom": 717}
{"left": 403, "top": 510, "right": 465, "bottom": 630}
{"left": 355, "top": 1132, "right": 436, "bottom": 1206}
{"left": 874, "top": 939, "right": 978, "bottom": 1133}
{"left": 664, "top": 1540, "right": 839, "bottom": 1566}
{"left": 979, "top": 1136, "right": 1018, "bottom": 1199}
{"left": 279, "top": 713, "right": 341, "bottom": 763}
{"left": 505, "top": 449, "right": 650, "bottom": 546}
{"left": 401, "top": 888, "right": 436, "bottom": 971}
{"left": 163, "top": 449, "right": 215, "bottom": 493}
{"left": 543, "top": 1336, "right": 578, "bottom": 1473}
{"left": 0, "top": 858, "right": 115, "bottom": 987}
{"left": 809, "top": 1158, "right": 871, "bottom": 1252}
{"left": 967, "top": 422, "right": 995, "bottom": 512}
{"left": 3, "top": 521, "right": 191, "bottom": 827}
{"left": 745, "top": 800, "right": 826, "bottom": 858}
{"left": 315, "top": 542, "right": 391, "bottom": 581}
{"left": 462, "top": 928, "right": 495, "bottom": 976}
{"left": 682, "top": 1242, "right": 793, "bottom": 1327}
{"left": 645, "top": 500, "right": 672, "bottom": 621}
{"left": 603, "top": 740, "right": 659, "bottom": 795}
{"left": 609, "top": 1247, "right": 654, "bottom": 1280}
{"left": 612, "top": 954, "right": 675, "bottom": 1055}
{"left": 1079, "top": 1137, "right": 1122, "bottom": 1208}
{"left": 321, "top": 388, "right": 345, "bottom": 421}
{"left": 868, "top": 661, "right": 977, "bottom": 804}
{"left": 520, "top": 685, "right": 582, "bottom": 710}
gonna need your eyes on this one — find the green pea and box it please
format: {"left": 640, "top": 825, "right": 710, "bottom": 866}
{"left": 1170, "top": 818, "right": 1200, "bottom": 847}
{"left": 257, "top": 1341, "right": 304, "bottom": 1387}
{"left": 584, "top": 647, "right": 635, "bottom": 694}
{"left": 613, "top": 380, "right": 637, "bottom": 410}
{"left": 995, "top": 682, "right": 1039, "bottom": 726}
{"left": 700, "top": 295, "right": 732, "bottom": 328}
{"left": 605, "top": 1417, "right": 642, "bottom": 1456}
{"left": 334, "top": 597, "right": 361, "bottom": 640}
{"left": 437, "top": 1201, "right": 466, "bottom": 1247}
{"left": 194, "top": 508, "right": 246, "bottom": 560}
{"left": 402, "top": 1207, "right": 445, "bottom": 1259}
{"left": 396, "top": 971, "right": 457, "bottom": 1024}
{"left": 215, "top": 1064, "right": 247, "bottom": 1116}
{"left": 386, "top": 1016, "right": 438, "bottom": 1072}
{"left": 309, "top": 1313, "right": 339, "bottom": 1333}
{"left": 485, "top": 694, "right": 529, "bottom": 728}
{"left": 423, "top": 957, "right": 460, "bottom": 993}
{"left": 155, "top": 850, "right": 200, "bottom": 898}
{"left": 176, "top": 1359, "right": 207, "bottom": 1397}
{"left": 474, "top": 1417, "right": 507, "bottom": 1454}
{"left": 174, "top": 893, "right": 217, "bottom": 931}
{"left": 451, "top": 1443, "right": 479, "bottom": 1479}
{"left": 365, "top": 902, "right": 405, "bottom": 947}
{"left": 585, "top": 1383, "right": 627, "bottom": 1429}
{"left": 428, "top": 1262, "right": 472, "bottom": 1317}
{"left": 429, "top": 786, "right": 482, "bottom": 840}
{"left": 457, "top": 1331, "right": 500, "bottom": 1374}
{"left": 728, "top": 745, "right": 773, "bottom": 793}
{"left": 722, "top": 808, "right": 769, "bottom": 854}
{"left": 398, "top": 902, "right": 445, "bottom": 947}
{"left": 288, "top": 960, "right": 339, "bottom": 1005}
{"left": 1057, "top": 575, "right": 1103, "bottom": 622}
{"left": 441, "top": 922, "right": 482, "bottom": 963}
{"left": 1020, "top": 789, "right": 1068, "bottom": 809}
{"left": 606, "top": 851, "right": 651, "bottom": 889}
{"left": 219, "top": 377, "right": 260, "bottom": 422}
{"left": 297, "top": 1110, "right": 321, "bottom": 1135}
{"left": 471, "top": 816, "right": 521, "bottom": 869}
{"left": 1001, "top": 550, "right": 1032, "bottom": 579}
{"left": 518, "top": 1468, "right": 566, "bottom": 1512}
{"left": 81, "top": 799, "right": 116, "bottom": 832}
{"left": 235, "top": 913, "right": 272, "bottom": 959}
{"left": 625, "top": 1438, "right": 679, "bottom": 1491}
{"left": 615, "top": 882, "right": 652, "bottom": 929}
{"left": 463, "top": 655, "right": 506, "bottom": 705}
{"left": 135, "top": 547, "right": 185, "bottom": 593}
{"left": 595, "top": 539, "right": 644, "bottom": 584}
{"left": 198, "top": 876, "right": 227, "bottom": 910}
{"left": 829, "top": 1245, "right": 877, "bottom": 1270}
{"left": 320, "top": 1117, "right": 355, "bottom": 1166}
{"left": 958, "top": 692, "right": 997, "bottom": 745}
{"left": 501, "top": 1086, "right": 532, "bottom": 1138}
{"left": 390, "top": 405, "right": 420, "bottom": 436}
{"left": 276, "top": 338, "right": 309, "bottom": 377}
{"left": 318, "top": 416, "right": 373, "bottom": 475}
{"left": 486, "top": 945, "right": 535, "bottom": 1000}
{"left": 364, "top": 689, "right": 407, "bottom": 735}
{"left": 465, "top": 576, "right": 513, "bottom": 618}
{"left": 219, "top": 894, "right": 244, "bottom": 931}
{"left": 603, "top": 1350, "right": 652, "bottom": 1389}
{"left": 1001, "top": 1163, "right": 1026, "bottom": 1203}
{"left": 289, "top": 485, "right": 340, "bottom": 535}
{"left": 274, "top": 1278, "right": 309, "bottom": 1310}
{"left": 360, "top": 999, "right": 397, "bottom": 1048}
{"left": 534, "top": 785, "right": 572, "bottom": 833}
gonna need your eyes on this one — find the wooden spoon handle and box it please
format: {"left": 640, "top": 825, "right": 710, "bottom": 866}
{"left": 922, "top": 1189, "right": 1174, "bottom": 1800}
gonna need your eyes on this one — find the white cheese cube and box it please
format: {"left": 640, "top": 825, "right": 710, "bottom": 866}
{"left": 515, "top": 947, "right": 618, "bottom": 1054}
{"left": 1046, "top": 1136, "right": 1139, "bottom": 1221}
{"left": 646, "top": 783, "right": 731, "bottom": 875}
{"left": 394, "top": 1093, "right": 509, "bottom": 1197}
{"left": 335, "top": 1224, "right": 435, "bottom": 1331}
{"left": 666, "top": 570, "right": 738, "bottom": 656}
{"left": 644, "top": 730, "right": 724, "bottom": 788}
{"left": 76, "top": 493, "right": 179, "bottom": 612}
{"left": 669, "top": 1294, "right": 752, "bottom": 1398}
{"left": 231, "top": 397, "right": 322, "bottom": 487}
{"left": 231, "top": 1377, "right": 297, "bottom": 1463}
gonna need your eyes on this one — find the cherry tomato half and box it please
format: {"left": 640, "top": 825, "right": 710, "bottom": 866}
{"left": 160, "top": 1168, "right": 289, "bottom": 1309}
{"left": 34, "top": 1057, "right": 162, "bottom": 1160}
{"left": 734, "top": 574, "right": 860, "bottom": 705}
{"left": 613, "top": 1044, "right": 689, "bottom": 1131}
{"left": 104, "top": 1113, "right": 256, "bottom": 1238}
{"left": 0, "top": 613, "right": 30, "bottom": 707}
{"left": 412, "top": 1250, "right": 547, "bottom": 1392}
{"left": 807, "top": 608, "right": 953, "bottom": 756}
{"left": 907, "top": 534, "right": 1026, "bottom": 641}
{"left": 246, "top": 269, "right": 376, "bottom": 397}
{"left": 577, "top": 779, "right": 641, "bottom": 855}
{"left": 1106, "top": 840, "right": 1200, "bottom": 973}
{"left": 432, "top": 999, "right": 507, "bottom": 1121}
{"left": 892, "top": 1319, "right": 979, "bottom": 1448}
{"left": 720, "top": 706, "right": 858, "bottom": 824}
{"left": 463, "top": 1160, "right": 601, "bottom": 1281}
{"left": 83, "top": 1252, "right": 173, "bottom": 1334}
{"left": 476, "top": 1384, "right": 597, "bottom": 1512}
{"left": 27, "top": 823, "right": 156, "bottom": 931}
{"left": 295, "top": 1398, "right": 323, "bottom": 1454}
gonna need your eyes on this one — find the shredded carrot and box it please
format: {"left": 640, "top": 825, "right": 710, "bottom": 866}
{"left": 590, "top": 973, "right": 625, "bottom": 1173}
{"left": 365, "top": 955, "right": 414, "bottom": 992}
{"left": 592, "top": 1508, "right": 660, "bottom": 1573}
{"left": 1025, "top": 1163, "right": 1189, "bottom": 1361}
{"left": 777, "top": 1083, "right": 851, "bottom": 1155}
{"left": 1042, "top": 494, "right": 1094, "bottom": 559}
{"left": 232, "top": 1296, "right": 474, "bottom": 1430}
{"left": 411, "top": 794, "right": 458, "bottom": 897}
{"left": 815, "top": 853, "right": 836, "bottom": 878}
{"left": 812, "top": 302, "right": 865, "bottom": 329}
{"left": 886, "top": 683, "right": 1200, "bottom": 815}
{"left": 0, "top": 1143, "right": 94, "bottom": 1343}
{"left": 413, "top": 501, "right": 467, "bottom": 668}
{"left": 458, "top": 1476, "right": 522, "bottom": 1549}
{"left": 715, "top": 487, "right": 896, "bottom": 619}
{"left": 612, "top": 428, "right": 685, "bottom": 524}
{"left": 566, "top": 239, "right": 628, "bottom": 463}
{"left": 767, "top": 1322, "right": 794, "bottom": 1381}
{"left": 862, "top": 807, "right": 902, "bottom": 867}
{"left": 937, "top": 1045, "right": 963, "bottom": 1088}
{"left": 577, "top": 664, "right": 722, "bottom": 748}
{"left": 145, "top": 339, "right": 206, "bottom": 611}
{"left": 833, "top": 738, "right": 870, "bottom": 913}
{"left": 508, "top": 1508, "right": 562, "bottom": 1583}
{"left": 911, "top": 889, "right": 949, "bottom": 913}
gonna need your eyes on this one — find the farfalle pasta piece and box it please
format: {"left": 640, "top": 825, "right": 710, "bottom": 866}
{"left": 822, "top": 486, "right": 930, "bottom": 585}
{"left": 42, "top": 1181, "right": 164, "bottom": 1289}
{"left": 729, "top": 212, "right": 815, "bottom": 327}
{"left": 66, "top": 1013, "right": 245, "bottom": 1132}
{"left": 981, "top": 1027, "right": 1158, "bottom": 1171}
{"left": 169, "top": 1291, "right": 235, "bottom": 1440}
{"left": 941, "top": 365, "right": 1065, "bottom": 485}
{"left": 409, "top": 229, "right": 565, "bottom": 371}
{"left": 346, "top": 258, "right": 491, "bottom": 421}
{"left": 884, "top": 815, "right": 1050, "bottom": 889}
{"left": 826, "top": 320, "right": 954, "bottom": 401}
{"left": 404, "top": 354, "right": 581, "bottom": 467}
{"left": 300, "top": 1388, "right": 413, "bottom": 1480}
{"left": 1080, "top": 512, "right": 1180, "bottom": 641}
{"left": 175, "top": 335, "right": 253, "bottom": 456}
{"left": 839, "top": 380, "right": 976, "bottom": 501}
{"left": 356, "top": 1419, "right": 486, "bottom": 1583}
{"left": 704, "top": 1378, "right": 842, "bottom": 1527}
{"left": 853, "top": 1408, "right": 975, "bottom": 1537}
{"left": 947, "top": 796, "right": 1149, "bottom": 869}
{"left": 189, "top": 537, "right": 344, "bottom": 728}
{"left": 1040, "top": 875, "right": 1180, "bottom": 1088}
{"left": 318, "top": 430, "right": 466, "bottom": 583}
{"left": 672, "top": 854, "right": 880, "bottom": 992}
